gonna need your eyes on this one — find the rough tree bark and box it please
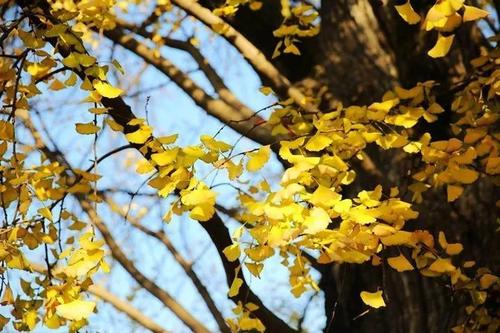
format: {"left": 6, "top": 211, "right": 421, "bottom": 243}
{"left": 206, "top": 1, "right": 498, "bottom": 332}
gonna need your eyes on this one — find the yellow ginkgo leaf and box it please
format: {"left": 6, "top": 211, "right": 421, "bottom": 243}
{"left": 0, "top": 314, "right": 9, "bottom": 330}
{"left": 106, "top": 118, "right": 124, "bottom": 132}
{"left": 1, "top": 285, "right": 14, "bottom": 304}
{"left": 247, "top": 146, "right": 271, "bottom": 172}
{"left": 462, "top": 5, "right": 489, "bottom": 22}
{"left": 93, "top": 80, "right": 123, "bottom": 98}
{"left": 245, "top": 246, "right": 274, "bottom": 262}
{"left": 228, "top": 277, "right": 243, "bottom": 297}
{"left": 190, "top": 204, "right": 215, "bottom": 221}
{"left": 181, "top": 184, "right": 217, "bottom": 222}
{"left": 440, "top": 13, "right": 462, "bottom": 32}
{"left": 89, "top": 107, "right": 108, "bottom": 115}
{"left": 112, "top": 59, "right": 125, "bottom": 74}
{"left": 380, "top": 231, "right": 414, "bottom": 246}
{"left": 305, "top": 134, "right": 333, "bottom": 151}
{"left": 38, "top": 207, "right": 53, "bottom": 221}
{"left": 447, "top": 184, "right": 463, "bottom": 202}
{"left": 24, "top": 310, "right": 37, "bottom": 330}
{"left": 223, "top": 243, "right": 241, "bottom": 262}
{"left": 309, "top": 185, "right": 341, "bottom": 207}
{"left": 479, "top": 274, "right": 498, "bottom": 289}
{"left": 226, "top": 160, "right": 243, "bottom": 180}
{"left": 395, "top": 1, "right": 421, "bottom": 24}
{"left": 303, "top": 207, "right": 331, "bottom": 234}
{"left": 485, "top": 157, "right": 500, "bottom": 175}
{"left": 64, "top": 73, "right": 77, "bottom": 86}
{"left": 427, "top": 102, "right": 444, "bottom": 114}
{"left": 125, "top": 126, "right": 152, "bottom": 144}
{"left": 75, "top": 123, "right": 100, "bottom": 135}
{"left": 360, "top": 290, "right": 386, "bottom": 308}
{"left": 449, "top": 0, "right": 464, "bottom": 11}
{"left": 450, "top": 168, "right": 478, "bottom": 184}
{"left": 55, "top": 300, "right": 95, "bottom": 321}
{"left": 49, "top": 79, "right": 65, "bottom": 91}
{"left": 0, "top": 121, "right": 14, "bottom": 141}
{"left": 181, "top": 188, "right": 216, "bottom": 207}
{"left": 249, "top": 1, "right": 263, "bottom": 11}
{"left": 136, "top": 160, "right": 155, "bottom": 174}
{"left": 283, "top": 43, "right": 301, "bottom": 55}
{"left": 61, "top": 53, "right": 79, "bottom": 68}
{"left": 75, "top": 53, "right": 96, "bottom": 67}
{"left": 385, "top": 107, "right": 424, "bottom": 128}
{"left": 27, "top": 62, "right": 49, "bottom": 77}
{"left": 151, "top": 149, "right": 179, "bottom": 166}
{"left": 428, "top": 34, "right": 454, "bottom": 58}
{"left": 200, "top": 135, "right": 232, "bottom": 152}
{"left": 428, "top": 258, "right": 456, "bottom": 273}
{"left": 44, "top": 314, "right": 61, "bottom": 329}
{"left": 445, "top": 243, "right": 463, "bottom": 256}
{"left": 158, "top": 134, "right": 178, "bottom": 145}
{"left": 368, "top": 98, "right": 399, "bottom": 113}
{"left": 387, "top": 254, "right": 414, "bottom": 272}
{"left": 245, "top": 262, "right": 263, "bottom": 278}
{"left": 372, "top": 224, "right": 396, "bottom": 237}
{"left": 438, "top": 231, "right": 448, "bottom": 249}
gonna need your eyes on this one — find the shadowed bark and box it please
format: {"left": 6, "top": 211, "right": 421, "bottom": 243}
{"left": 209, "top": 1, "right": 498, "bottom": 332}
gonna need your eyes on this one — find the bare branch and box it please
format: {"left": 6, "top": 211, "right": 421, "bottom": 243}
{"left": 88, "top": 284, "right": 171, "bottom": 333}
{"left": 117, "top": 19, "right": 227, "bottom": 91}
{"left": 103, "top": 26, "right": 275, "bottom": 146}
{"left": 117, "top": 19, "right": 256, "bottom": 118}
{"left": 139, "top": 2, "right": 172, "bottom": 30}
{"left": 104, "top": 196, "right": 231, "bottom": 333}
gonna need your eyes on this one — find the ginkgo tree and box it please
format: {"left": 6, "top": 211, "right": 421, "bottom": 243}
{"left": 0, "top": 0, "right": 498, "bottom": 332}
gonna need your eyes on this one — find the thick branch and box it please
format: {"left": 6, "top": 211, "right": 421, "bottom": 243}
{"left": 117, "top": 20, "right": 226, "bottom": 92}
{"left": 199, "top": 212, "right": 297, "bottom": 333}
{"left": 117, "top": 19, "right": 257, "bottom": 119}
{"left": 88, "top": 284, "right": 170, "bottom": 333}
{"left": 103, "top": 26, "right": 275, "bottom": 146}
{"left": 170, "top": 0, "right": 315, "bottom": 111}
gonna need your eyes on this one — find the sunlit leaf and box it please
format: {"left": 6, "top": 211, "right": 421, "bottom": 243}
{"left": 428, "top": 34, "right": 454, "bottom": 58}
{"left": 56, "top": 300, "right": 96, "bottom": 321}
{"left": 387, "top": 254, "right": 414, "bottom": 272}
{"left": 395, "top": 1, "right": 421, "bottom": 24}
{"left": 223, "top": 244, "right": 241, "bottom": 262}
{"left": 360, "top": 290, "right": 386, "bottom": 308}
{"left": 246, "top": 146, "right": 271, "bottom": 172}
{"left": 228, "top": 277, "right": 243, "bottom": 297}
{"left": 93, "top": 80, "right": 123, "bottom": 98}
{"left": 75, "top": 122, "right": 100, "bottom": 135}
{"left": 462, "top": 5, "right": 489, "bottom": 22}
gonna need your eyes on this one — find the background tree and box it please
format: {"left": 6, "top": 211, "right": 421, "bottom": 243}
{"left": 0, "top": 1, "right": 498, "bottom": 333}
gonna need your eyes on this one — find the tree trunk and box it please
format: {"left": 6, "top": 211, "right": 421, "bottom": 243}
{"left": 202, "top": 1, "right": 497, "bottom": 331}
{"left": 310, "top": 2, "right": 498, "bottom": 332}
